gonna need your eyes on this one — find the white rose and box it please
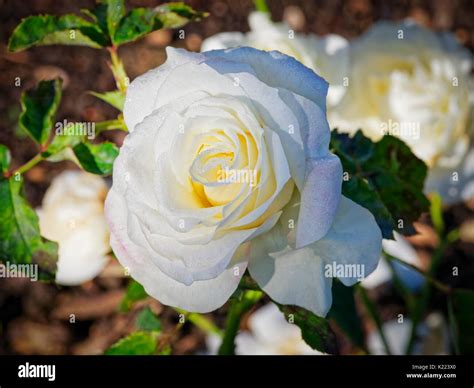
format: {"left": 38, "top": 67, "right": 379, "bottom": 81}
{"left": 207, "top": 303, "right": 323, "bottom": 355}
{"left": 329, "top": 20, "right": 474, "bottom": 203}
{"left": 105, "top": 47, "right": 382, "bottom": 315}
{"left": 362, "top": 232, "right": 425, "bottom": 291}
{"left": 201, "top": 11, "right": 349, "bottom": 108}
{"left": 38, "top": 171, "right": 110, "bottom": 285}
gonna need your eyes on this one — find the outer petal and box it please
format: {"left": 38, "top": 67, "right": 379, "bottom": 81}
{"left": 205, "top": 47, "right": 328, "bottom": 113}
{"left": 311, "top": 196, "right": 382, "bottom": 286}
{"left": 248, "top": 196, "right": 382, "bottom": 316}
{"left": 123, "top": 48, "right": 205, "bottom": 131}
{"left": 248, "top": 223, "right": 333, "bottom": 317}
{"left": 106, "top": 189, "right": 246, "bottom": 313}
{"left": 296, "top": 154, "right": 342, "bottom": 248}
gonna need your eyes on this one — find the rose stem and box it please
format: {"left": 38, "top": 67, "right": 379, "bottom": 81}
{"left": 218, "top": 290, "right": 263, "bottom": 355}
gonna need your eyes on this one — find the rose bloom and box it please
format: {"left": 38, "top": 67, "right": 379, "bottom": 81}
{"left": 105, "top": 47, "right": 382, "bottom": 315}
{"left": 207, "top": 303, "right": 323, "bottom": 355}
{"left": 201, "top": 11, "right": 349, "bottom": 108}
{"left": 38, "top": 171, "right": 110, "bottom": 285}
{"left": 329, "top": 20, "right": 474, "bottom": 203}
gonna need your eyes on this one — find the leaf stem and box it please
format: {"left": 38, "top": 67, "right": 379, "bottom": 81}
{"left": 95, "top": 118, "right": 127, "bottom": 133}
{"left": 107, "top": 46, "right": 128, "bottom": 94}
{"left": 218, "top": 290, "right": 263, "bottom": 355}
{"left": 385, "top": 253, "right": 452, "bottom": 294}
{"left": 6, "top": 153, "right": 43, "bottom": 178}
{"left": 405, "top": 196, "right": 458, "bottom": 355}
{"left": 174, "top": 308, "right": 222, "bottom": 338}
{"left": 405, "top": 238, "right": 450, "bottom": 355}
{"left": 357, "top": 285, "right": 392, "bottom": 355}
{"left": 253, "top": 0, "right": 270, "bottom": 13}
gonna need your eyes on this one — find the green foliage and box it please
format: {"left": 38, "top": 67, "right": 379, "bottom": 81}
{"left": 89, "top": 90, "right": 125, "bottom": 111}
{"left": 218, "top": 290, "right": 263, "bottom": 355}
{"left": 19, "top": 79, "right": 62, "bottom": 146}
{"left": 72, "top": 142, "right": 119, "bottom": 175}
{"left": 8, "top": 14, "right": 106, "bottom": 52}
{"left": 104, "top": 0, "right": 126, "bottom": 39}
{"left": 331, "top": 130, "right": 429, "bottom": 238}
{"left": 253, "top": 0, "right": 270, "bottom": 13}
{"left": 0, "top": 145, "right": 11, "bottom": 174}
{"left": 105, "top": 331, "right": 158, "bottom": 355}
{"left": 41, "top": 131, "right": 84, "bottom": 159}
{"left": 9, "top": 2, "right": 206, "bottom": 50}
{"left": 0, "top": 149, "right": 58, "bottom": 276}
{"left": 136, "top": 307, "right": 162, "bottom": 332}
{"left": 155, "top": 3, "right": 208, "bottom": 29}
{"left": 327, "top": 280, "right": 365, "bottom": 350}
{"left": 120, "top": 280, "right": 148, "bottom": 312}
{"left": 429, "top": 192, "right": 444, "bottom": 235}
{"left": 113, "top": 4, "right": 206, "bottom": 45}
{"left": 448, "top": 288, "right": 474, "bottom": 355}
{"left": 278, "top": 305, "right": 338, "bottom": 354}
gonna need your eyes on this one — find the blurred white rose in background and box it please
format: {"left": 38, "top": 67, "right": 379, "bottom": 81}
{"left": 207, "top": 303, "right": 323, "bottom": 355}
{"left": 329, "top": 20, "right": 474, "bottom": 203}
{"left": 362, "top": 232, "right": 425, "bottom": 291}
{"left": 38, "top": 171, "right": 110, "bottom": 285}
{"left": 367, "top": 313, "right": 449, "bottom": 355}
{"left": 201, "top": 11, "right": 349, "bottom": 108}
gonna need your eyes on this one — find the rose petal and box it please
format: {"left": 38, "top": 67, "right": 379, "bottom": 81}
{"left": 296, "top": 154, "right": 342, "bottom": 248}
{"left": 310, "top": 196, "right": 382, "bottom": 286}
{"left": 248, "top": 223, "right": 333, "bottom": 317}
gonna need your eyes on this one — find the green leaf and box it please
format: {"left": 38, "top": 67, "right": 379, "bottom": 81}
{"left": 429, "top": 192, "right": 444, "bottom": 235}
{"left": 8, "top": 14, "right": 107, "bottom": 52}
{"left": 448, "top": 288, "right": 474, "bottom": 355}
{"left": 90, "top": 90, "right": 125, "bottom": 111}
{"left": 42, "top": 126, "right": 85, "bottom": 159}
{"left": 104, "top": 0, "right": 126, "bottom": 41}
{"left": 155, "top": 2, "right": 208, "bottom": 28}
{"left": 112, "top": 8, "right": 158, "bottom": 45}
{"left": 105, "top": 331, "right": 158, "bottom": 355}
{"left": 331, "top": 130, "right": 429, "bottom": 238}
{"left": 341, "top": 175, "right": 394, "bottom": 238}
{"left": 278, "top": 305, "right": 338, "bottom": 354}
{"left": 327, "top": 280, "right": 365, "bottom": 350}
{"left": 0, "top": 145, "right": 11, "bottom": 174}
{"left": 81, "top": 5, "right": 108, "bottom": 37}
{"left": 73, "top": 141, "right": 118, "bottom": 175}
{"left": 19, "top": 79, "right": 62, "bottom": 146}
{"left": 0, "top": 176, "right": 58, "bottom": 277}
{"left": 120, "top": 280, "right": 148, "bottom": 312}
{"left": 136, "top": 307, "right": 162, "bottom": 332}
{"left": 113, "top": 3, "right": 206, "bottom": 46}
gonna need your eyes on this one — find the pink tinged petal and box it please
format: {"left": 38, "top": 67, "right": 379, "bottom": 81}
{"left": 296, "top": 154, "right": 343, "bottom": 248}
